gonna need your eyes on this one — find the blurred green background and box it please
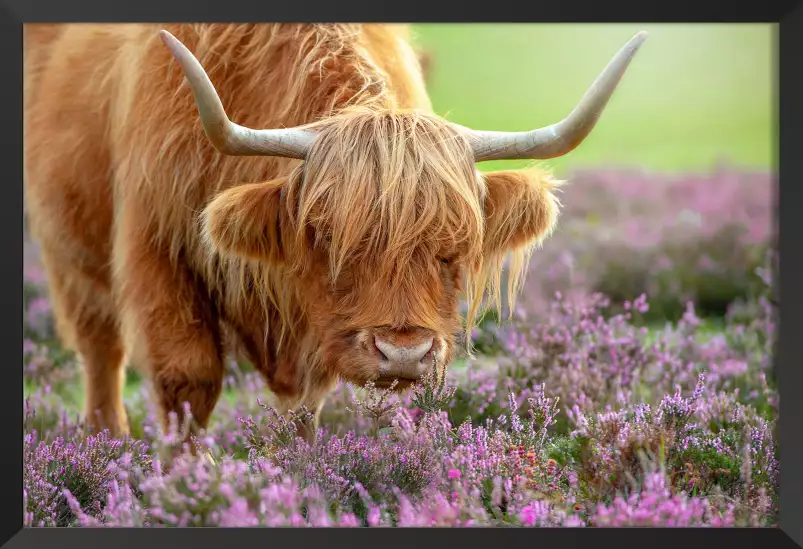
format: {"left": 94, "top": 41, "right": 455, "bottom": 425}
{"left": 412, "top": 23, "right": 775, "bottom": 175}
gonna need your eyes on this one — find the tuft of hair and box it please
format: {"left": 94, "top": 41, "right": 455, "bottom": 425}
{"left": 288, "top": 105, "right": 484, "bottom": 280}
{"left": 466, "top": 166, "right": 564, "bottom": 351}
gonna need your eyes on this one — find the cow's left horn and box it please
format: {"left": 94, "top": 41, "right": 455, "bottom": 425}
{"left": 457, "top": 31, "right": 648, "bottom": 162}
{"left": 159, "top": 30, "right": 315, "bottom": 159}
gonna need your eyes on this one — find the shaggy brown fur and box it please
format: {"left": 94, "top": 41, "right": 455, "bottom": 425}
{"left": 24, "top": 23, "right": 561, "bottom": 440}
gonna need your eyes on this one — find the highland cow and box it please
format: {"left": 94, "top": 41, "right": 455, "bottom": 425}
{"left": 23, "top": 23, "right": 646, "bottom": 441}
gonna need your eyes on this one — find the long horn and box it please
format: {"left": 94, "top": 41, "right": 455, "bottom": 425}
{"left": 159, "top": 30, "right": 316, "bottom": 159}
{"left": 459, "top": 31, "right": 648, "bottom": 162}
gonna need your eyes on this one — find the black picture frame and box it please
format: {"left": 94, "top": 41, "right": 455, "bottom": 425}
{"left": 3, "top": 0, "right": 801, "bottom": 547}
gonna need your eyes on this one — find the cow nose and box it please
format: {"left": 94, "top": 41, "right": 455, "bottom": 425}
{"left": 374, "top": 335, "right": 434, "bottom": 368}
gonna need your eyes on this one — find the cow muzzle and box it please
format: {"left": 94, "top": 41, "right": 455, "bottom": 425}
{"left": 369, "top": 328, "right": 440, "bottom": 386}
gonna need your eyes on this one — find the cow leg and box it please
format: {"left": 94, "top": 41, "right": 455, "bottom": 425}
{"left": 38, "top": 249, "right": 129, "bottom": 437}
{"left": 115, "top": 228, "right": 224, "bottom": 439}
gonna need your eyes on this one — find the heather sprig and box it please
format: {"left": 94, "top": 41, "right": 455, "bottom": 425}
{"left": 24, "top": 428, "right": 152, "bottom": 526}
{"left": 590, "top": 471, "right": 736, "bottom": 527}
{"left": 347, "top": 379, "right": 401, "bottom": 435}
{"left": 410, "top": 359, "right": 457, "bottom": 414}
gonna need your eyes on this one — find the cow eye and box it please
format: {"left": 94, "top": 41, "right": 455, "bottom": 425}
{"left": 438, "top": 256, "right": 453, "bottom": 265}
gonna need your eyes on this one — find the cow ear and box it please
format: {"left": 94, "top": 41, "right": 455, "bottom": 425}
{"left": 481, "top": 167, "right": 562, "bottom": 256}
{"left": 201, "top": 177, "right": 288, "bottom": 264}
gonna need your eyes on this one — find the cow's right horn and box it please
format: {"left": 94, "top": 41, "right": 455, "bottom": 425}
{"left": 456, "top": 31, "right": 648, "bottom": 162}
{"left": 159, "top": 30, "right": 316, "bottom": 159}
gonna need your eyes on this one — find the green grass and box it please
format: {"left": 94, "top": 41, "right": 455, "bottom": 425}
{"left": 411, "top": 23, "right": 774, "bottom": 175}
{"left": 642, "top": 317, "right": 726, "bottom": 347}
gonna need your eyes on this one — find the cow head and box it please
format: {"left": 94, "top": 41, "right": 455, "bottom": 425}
{"left": 160, "top": 29, "right": 647, "bottom": 390}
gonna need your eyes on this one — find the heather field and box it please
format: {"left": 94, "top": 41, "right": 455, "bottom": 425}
{"left": 23, "top": 166, "right": 778, "bottom": 527}
{"left": 23, "top": 24, "right": 777, "bottom": 528}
